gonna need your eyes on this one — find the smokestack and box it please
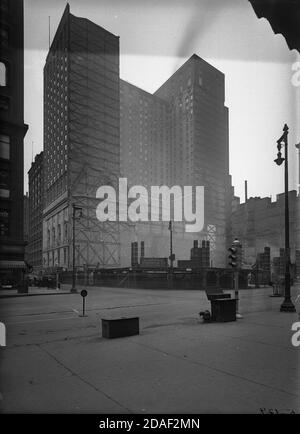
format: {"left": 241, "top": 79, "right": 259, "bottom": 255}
{"left": 245, "top": 180, "right": 248, "bottom": 203}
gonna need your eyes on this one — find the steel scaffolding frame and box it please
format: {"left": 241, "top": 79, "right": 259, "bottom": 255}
{"left": 67, "top": 12, "right": 122, "bottom": 268}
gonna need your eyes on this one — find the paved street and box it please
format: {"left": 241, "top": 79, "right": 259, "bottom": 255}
{"left": 0, "top": 284, "right": 299, "bottom": 413}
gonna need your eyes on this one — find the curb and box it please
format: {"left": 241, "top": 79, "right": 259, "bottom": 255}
{"left": 0, "top": 291, "right": 74, "bottom": 299}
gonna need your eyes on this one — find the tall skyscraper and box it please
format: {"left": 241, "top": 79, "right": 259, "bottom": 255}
{"left": 155, "top": 55, "right": 232, "bottom": 267}
{"left": 43, "top": 4, "right": 120, "bottom": 270}
{"left": 0, "top": 0, "right": 28, "bottom": 285}
{"left": 120, "top": 55, "right": 232, "bottom": 267}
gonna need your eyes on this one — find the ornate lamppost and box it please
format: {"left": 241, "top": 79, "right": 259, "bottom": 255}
{"left": 274, "top": 124, "right": 296, "bottom": 312}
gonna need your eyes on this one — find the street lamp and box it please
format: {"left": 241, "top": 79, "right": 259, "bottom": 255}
{"left": 168, "top": 220, "right": 175, "bottom": 270}
{"left": 274, "top": 124, "right": 296, "bottom": 312}
{"left": 71, "top": 204, "right": 82, "bottom": 293}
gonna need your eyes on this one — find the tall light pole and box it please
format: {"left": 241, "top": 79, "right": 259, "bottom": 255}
{"left": 168, "top": 220, "right": 175, "bottom": 270}
{"left": 296, "top": 143, "right": 300, "bottom": 194}
{"left": 274, "top": 124, "right": 296, "bottom": 312}
{"left": 71, "top": 204, "right": 82, "bottom": 293}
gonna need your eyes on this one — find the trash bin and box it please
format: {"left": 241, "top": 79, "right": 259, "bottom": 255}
{"left": 101, "top": 317, "right": 139, "bottom": 338}
{"left": 210, "top": 298, "right": 236, "bottom": 322}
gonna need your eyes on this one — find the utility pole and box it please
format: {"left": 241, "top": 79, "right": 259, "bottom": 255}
{"left": 71, "top": 204, "right": 82, "bottom": 293}
{"left": 168, "top": 220, "right": 175, "bottom": 270}
{"left": 296, "top": 143, "right": 300, "bottom": 194}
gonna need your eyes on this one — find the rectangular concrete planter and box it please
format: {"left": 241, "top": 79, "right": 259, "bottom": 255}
{"left": 101, "top": 317, "right": 139, "bottom": 339}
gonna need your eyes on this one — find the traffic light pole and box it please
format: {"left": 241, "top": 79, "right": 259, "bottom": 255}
{"left": 228, "top": 238, "right": 243, "bottom": 319}
{"left": 234, "top": 270, "right": 242, "bottom": 319}
{"left": 71, "top": 204, "right": 82, "bottom": 294}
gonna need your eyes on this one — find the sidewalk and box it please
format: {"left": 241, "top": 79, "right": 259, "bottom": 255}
{"left": 0, "top": 286, "right": 72, "bottom": 299}
{"left": 0, "top": 285, "right": 299, "bottom": 413}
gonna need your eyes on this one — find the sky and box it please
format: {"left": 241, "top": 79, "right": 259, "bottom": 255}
{"left": 23, "top": 0, "right": 300, "bottom": 201}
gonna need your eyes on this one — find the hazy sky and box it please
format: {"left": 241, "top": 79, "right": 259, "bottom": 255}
{"left": 23, "top": 0, "right": 300, "bottom": 201}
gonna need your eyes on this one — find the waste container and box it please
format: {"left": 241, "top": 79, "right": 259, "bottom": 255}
{"left": 210, "top": 298, "right": 236, "bottom": 322}
{"left": 101, "top": 317, "right": 139, "bottom": 338}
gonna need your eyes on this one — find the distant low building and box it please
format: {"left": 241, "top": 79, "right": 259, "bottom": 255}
{"left": 231, "top": 191, "right": 300, "bottom": 265}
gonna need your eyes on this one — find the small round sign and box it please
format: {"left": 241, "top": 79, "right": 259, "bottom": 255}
{"left": 80, "top": 289, "right": 88, "bottom": 298}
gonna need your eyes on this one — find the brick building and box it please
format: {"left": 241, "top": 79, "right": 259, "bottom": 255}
{"left": 28, "top": 152, "right": 44, "bottom": 269}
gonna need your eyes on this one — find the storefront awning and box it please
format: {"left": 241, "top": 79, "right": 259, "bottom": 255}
{"left": 0, "top": 260, "right": 27, "bottom": 270}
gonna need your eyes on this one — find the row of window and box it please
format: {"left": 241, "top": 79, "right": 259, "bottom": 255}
{"left": 44, "top": 247, "right": 69, "bottom": 268}
{"left": 0, "top": 134, "right": 10, "bottom": 159}
{"left": 0, "top": 208, "right": 9, "bottom": 236}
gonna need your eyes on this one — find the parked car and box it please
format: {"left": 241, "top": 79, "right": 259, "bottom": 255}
{"left": 0, "top": 279, "right": 15, "bottom": 289}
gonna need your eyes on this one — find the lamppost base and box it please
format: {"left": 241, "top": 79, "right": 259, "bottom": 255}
{"left": 280, "top": 300, "right": 296, "bottom": 312}
{"left": 70, "top": 288, "right": 78, "bottom": 294}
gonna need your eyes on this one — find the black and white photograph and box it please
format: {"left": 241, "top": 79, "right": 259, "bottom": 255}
{"left": 0, "top": 0, "right": 300, "bottom": 420}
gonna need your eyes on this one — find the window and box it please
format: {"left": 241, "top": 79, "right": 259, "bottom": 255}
{"left": 0, "top": 168, "right": 9, "bottom": 189}
{"left": 0, "top": 27, "right": 9, "bottom": 47}
{"left": 0, "top": 188, "right": 9, "bottom": 198}
{"left": 0, "top": 62, "right": 7, "bottom": 86}
{"left": 0, "top": 209, "right": 9, "bottom": 236}
{"left": 0, "top": 135, "right": 10, "bottom": 159}
{"left": 0, "top": 0, "right": 8, "bottom": 12}
{"left": 0, "top": 95, "right": 9, "bottom": 110}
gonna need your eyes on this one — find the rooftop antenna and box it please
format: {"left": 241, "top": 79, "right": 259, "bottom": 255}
{"left": 31, "top": 141, "right": 34, "bottom": 163}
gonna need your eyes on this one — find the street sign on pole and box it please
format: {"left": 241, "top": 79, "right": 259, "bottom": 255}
{"left": 79, "top": 289, "right": 88, "bottom": 317}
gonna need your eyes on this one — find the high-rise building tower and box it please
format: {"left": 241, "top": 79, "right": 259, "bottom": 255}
{"left": 43, "top": 4, "right": 120, "bottom": 270}
{"left": 155, "top": 55, "right": 232, "bottom": 267}
{"left": 0, "top": 0, "right": 28, "bottom": 285}
{"left": 120, "top": 55, "right": 232, "bottom": 267}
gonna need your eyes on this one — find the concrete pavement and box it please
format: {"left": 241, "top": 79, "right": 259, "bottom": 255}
{"left": 0, "top": 284, "right": 299, "bottom": 413}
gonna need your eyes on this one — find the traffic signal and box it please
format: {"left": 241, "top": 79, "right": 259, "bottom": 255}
{"left": 228, "top": 246, "right": 238, "bottom": 267}
{"left": 228, "top": 238, "right": 242, "bottom": 268}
